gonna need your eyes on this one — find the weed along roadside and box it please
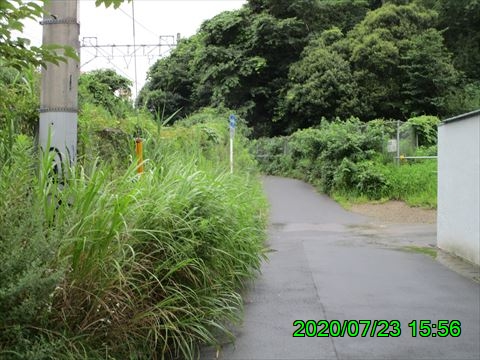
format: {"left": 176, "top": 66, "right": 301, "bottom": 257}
{"left": 0, "top": 108, "right": 268, "bottom": 359}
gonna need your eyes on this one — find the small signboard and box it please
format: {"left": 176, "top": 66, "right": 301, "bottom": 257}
{"left": 229, "top": 115, "right": 236, "bottom": 173}
{"left": 229, "top": 114, "right": 237, "bottom": 129}
{"left": 229, "top": 114, "right": 236, "bottom": 139}
{"left": 387, "top": 139, "right": 397, "bottom": 153}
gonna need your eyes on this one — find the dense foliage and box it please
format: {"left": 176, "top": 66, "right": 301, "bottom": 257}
{"left": 253, "top": 116, "right": 438, "bottom": 207}
{"left": 79, "top": 69, "right": 133, "bottom": 118}
{"left": 138, "top": 0, "right": 479, "bottom": 136}
{"left": 2, "top": 5, "right": 268, "bottom": 354}
{"left": 0, "top": 0, "right": 78, "bottom": 70}
{"left": 0, "top": 106, "right": 267, "bottom": 359}
{"left": 0, "top": 63, "right": 40, "bottom": 168}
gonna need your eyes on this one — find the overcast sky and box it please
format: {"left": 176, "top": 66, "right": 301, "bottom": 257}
{"left": 24, "top": 0, "right": 247, "bottom": 97}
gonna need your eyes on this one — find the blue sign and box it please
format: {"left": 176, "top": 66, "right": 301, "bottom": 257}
{"left": 229, "top": 114, "right": 237, "bottom": 129}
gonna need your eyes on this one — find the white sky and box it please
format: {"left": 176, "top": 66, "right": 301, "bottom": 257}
{"left": 23, "top": 0, "right": 247, "bottom": 98}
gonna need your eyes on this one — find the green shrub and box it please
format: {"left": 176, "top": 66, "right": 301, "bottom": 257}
{"left": 270, "top": 118, "right": 385, "bottom": 192}
{"left": 403, "top": 115, "right": 440, "bottom": 147}
{"left": 0, "top": 135, "right": 65, "bottom": 357}
{"left": 354, "top": 161, "right": 390, "bottom": 200}
{"left": 1, "top": 109, "right": 267, "bottom": 359}
{"left": 384, "top": 159, "right": 437, "bottom": 208}
{"left": 334, "top": 159, "right": 390, "bottom": 200}
{"left": 250, "top": 136, "right": 290, "bottom": 176}
{"left": 253, "top": 117, "right": 436, "bottom": 207}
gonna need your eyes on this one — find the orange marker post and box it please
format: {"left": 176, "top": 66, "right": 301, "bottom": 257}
{"left": 135, "top": 138, "right": 144, "bottom": 174}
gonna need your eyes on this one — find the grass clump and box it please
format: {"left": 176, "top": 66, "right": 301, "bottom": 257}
{"left": 401, "top": 246, "right": 437, "bottom": 259}
{"left": 0, "top": 108, "right": 267, "bottom": 359}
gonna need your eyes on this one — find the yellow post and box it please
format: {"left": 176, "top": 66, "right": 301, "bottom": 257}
{"left": 135, "top": 138, "right": 144, "bottom": 174}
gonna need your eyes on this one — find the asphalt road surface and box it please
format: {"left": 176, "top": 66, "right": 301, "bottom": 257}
{"left": 202, "top": 176, "right": 480, "bottom": 360}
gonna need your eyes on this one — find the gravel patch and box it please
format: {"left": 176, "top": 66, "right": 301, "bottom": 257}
{"left": 350, "top": 200, "right": 437, "bottom": 224}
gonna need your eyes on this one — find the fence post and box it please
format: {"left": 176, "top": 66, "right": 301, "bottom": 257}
{"left": 396, "top": 120, "right": 400, "bottom": 166}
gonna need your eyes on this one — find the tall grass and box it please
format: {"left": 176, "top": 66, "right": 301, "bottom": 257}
{"left": 383, "top": 159, "right": 437, "bottom": 208}
{"left": 0, "top": 109, "right": 267, "bottom": 359}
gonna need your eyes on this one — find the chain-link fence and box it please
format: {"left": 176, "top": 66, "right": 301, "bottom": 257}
{"left": 252, "top": 119, "right": 438, "bottom": 170}
{"left": 382, "top": 120, "right": 437, "bottom": 163}
{"left": 383, "top": 120, "right": 415, "bottom": 162}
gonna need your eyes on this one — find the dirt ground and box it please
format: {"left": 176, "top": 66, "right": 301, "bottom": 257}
{"left": 350, "top": 200, "right": 437, "bottom": 224}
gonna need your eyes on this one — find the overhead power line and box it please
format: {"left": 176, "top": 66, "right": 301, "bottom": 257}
{"left": 80, "top": 36, "right": 177, "bottom": 65}
{"left": 118, "top": 7, "right": 158, "bottom": 38}
{"left": 81, "top": 47, "right": 134, "bottom": 81}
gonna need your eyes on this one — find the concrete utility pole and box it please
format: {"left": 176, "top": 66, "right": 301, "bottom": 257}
{"left": 39, "top": 0, "right": 79, "bottom": 175}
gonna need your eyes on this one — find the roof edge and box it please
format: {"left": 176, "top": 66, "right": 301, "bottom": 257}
{"left": 442, "top": 109, "right": 480, "bottom": 125}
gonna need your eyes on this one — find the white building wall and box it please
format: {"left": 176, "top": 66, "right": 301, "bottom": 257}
{"left": 437, "top": 110, "right": 480, "bottom": 265}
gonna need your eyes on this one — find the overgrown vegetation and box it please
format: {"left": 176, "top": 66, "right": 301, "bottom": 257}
{"left": 1, "top": 92, "right": 267, "bottom": 359}
{"left": 0, "top": 64, "right": 39, "bottom": 166}
{"left": 253, "top": 116, "right": 438, "bottom": 208}
{"left": 0, "top": 0, "right": 473, "bottom": 356}
{"left": 78, "top": 69, "right": 133, "bottom": 119}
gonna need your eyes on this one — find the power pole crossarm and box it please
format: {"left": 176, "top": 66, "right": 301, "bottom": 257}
{"left": 39, "top": 0, "right": 80, "bottom": 173}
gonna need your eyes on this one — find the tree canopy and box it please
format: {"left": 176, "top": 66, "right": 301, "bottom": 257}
{"left": 137, "top": 0, "right": 478, "bottom": 136}
{"left": 3, "top": 0, "right": 477, "bottom": 137}
{"left": 79, "top": 69, "right": 133, "bottom": 118}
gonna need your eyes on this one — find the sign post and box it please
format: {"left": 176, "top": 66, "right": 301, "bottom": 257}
{"left": 229, "top": 114, "right": 236, "bottom": 174}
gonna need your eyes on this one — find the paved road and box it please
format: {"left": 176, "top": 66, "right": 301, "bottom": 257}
{"left": 202, "top": 176, "right": 480, "bottom": 360}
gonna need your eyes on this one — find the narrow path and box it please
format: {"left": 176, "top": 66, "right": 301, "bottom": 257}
{"left": 202, "top": 176, "right": 480, "bottom": 360}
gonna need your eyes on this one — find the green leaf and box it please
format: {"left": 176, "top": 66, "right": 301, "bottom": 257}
{"left": 64, "top": 46, "right": 80, "bottom": 61}
{"left": 95, "top": 0, "right": 131, "bottom": 9}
